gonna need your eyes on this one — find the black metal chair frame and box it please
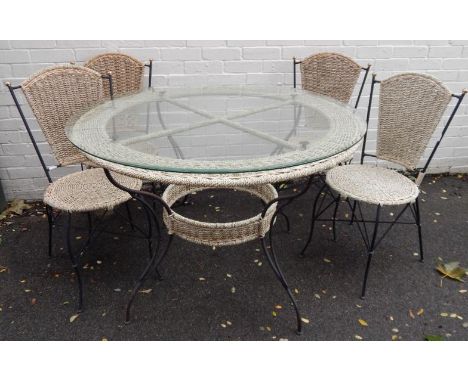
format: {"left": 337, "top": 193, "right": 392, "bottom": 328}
{"left": 5, "top": 63, "right": 157, "bottom": 313}
{"left": 299, "top": 73, "right": 466, "bottom": 298}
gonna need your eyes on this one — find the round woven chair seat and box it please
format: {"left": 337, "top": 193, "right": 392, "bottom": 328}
{"left": 162, "top": 184, "right": 278, "bottom": 247}
{"left": 44, "top": 168, "right": 142, "bottom": 212}
{"left": 326, "top": 164, "right": 419, "bottom": 206}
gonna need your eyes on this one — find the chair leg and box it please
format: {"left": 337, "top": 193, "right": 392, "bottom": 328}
{"left": 125, "top": 201, "right": 135, "bottom": 231}
{"left": 86, "top": 212, "right": 92, "bottom": 235}
{"left": 299, "top": 182, "right": 327, "bottom": 258}
{"left": 125, "top": 235, "right": 173, "bottom": 323}
{"left": 65, "top": 213, "right": 83, "bottom": 313}
{"left": 414, "top": 197, "right": 424, "bottom": 263}
{"left": 349, "top": 200, "right": 357, "bottom": 225}
{"left": 277, "top": 210, "right": 290, "bottom": 232}
{"left": 46, "top": 205, "right": 53, "bottom": 258}
{"left": 332, "top": 195, "right": 341, "bottom": 241}
{"left": 360, "top": 205, "right": 381, "bottom": 299}
{"left": 260, "top": 237, "right": 302, "bottom": 335}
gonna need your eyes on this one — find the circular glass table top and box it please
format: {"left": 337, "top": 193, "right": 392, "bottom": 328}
{"left": 66, "top": 86, "right": 366, "bottom": 174}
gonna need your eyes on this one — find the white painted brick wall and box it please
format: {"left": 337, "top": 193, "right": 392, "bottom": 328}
{"left": 0, "top": 40, "right": 468, "bottom": 200}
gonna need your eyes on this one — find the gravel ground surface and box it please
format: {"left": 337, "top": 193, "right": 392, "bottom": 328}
{"left": 0, "top": 174, "right": 467, "bottom": 341}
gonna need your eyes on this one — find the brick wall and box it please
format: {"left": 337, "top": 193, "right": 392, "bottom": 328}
{"left": 1, "top": 40, "right": 468, "bottom": 200}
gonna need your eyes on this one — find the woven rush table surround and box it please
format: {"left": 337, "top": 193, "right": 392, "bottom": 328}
{"left": 84, "top": 142, "right": 359, "bottom": 188}
{"left": 162, "top": 184, "right": 278, "bottom": 247}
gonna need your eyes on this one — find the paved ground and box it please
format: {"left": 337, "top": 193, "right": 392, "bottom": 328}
{"left": 0, "top": 174, "right": 467, "bottom": 341}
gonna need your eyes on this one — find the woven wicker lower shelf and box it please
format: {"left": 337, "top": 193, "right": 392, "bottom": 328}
{"left": 162, "top": 184, "right": 278, "bottom": 247}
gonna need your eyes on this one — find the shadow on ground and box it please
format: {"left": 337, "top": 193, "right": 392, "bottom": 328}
{"left": 0, "top": 174, "right": 467, "bottom": 340}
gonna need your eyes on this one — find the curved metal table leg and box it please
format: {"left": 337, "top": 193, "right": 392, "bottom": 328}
{"left": 260, "top": 238, "right": 302, "bottom": 335}
{"left": 125, "top": 235, "right": 173, "bottom": 322}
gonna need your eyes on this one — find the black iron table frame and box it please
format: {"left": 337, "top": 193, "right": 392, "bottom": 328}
{"left": 103, "top": 168, "right": 318, "bottom": 335}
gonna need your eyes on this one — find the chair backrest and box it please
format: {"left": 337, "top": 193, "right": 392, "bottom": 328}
{"left": 300, "top": 52, "right": 362, "bottom": 104}
{"left": 22, "top": 65, "right": 104, "bottom": 167}
{"left": 85, "top": 53, "right": 144, "bottom": 98}
{"left": 376, "top": 73, "right": 452, "bottom": 170}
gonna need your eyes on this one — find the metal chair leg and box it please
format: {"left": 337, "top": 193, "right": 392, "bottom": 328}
{"left": 86, "top": 212, "right": 92, "bottom": 235}
{"left": 125, "top": 201, "right": 135, "bottom": 231}
{"left": 299, "top": 182, "right": 327, "bottom": 258}
{"left": 46, "top": 205, "right": 53, "bottom": 258}
{"left": 360, "top": 205, "right": 381, "bottom": 299}
{"left": 125, "top": 235, "right": 173, "bottom": 323}
{"left": 332, "top": 195, "right": 341, "bottom": 241}
{"left": 65, "top": 213, "right": 83, "bottom": 312}
{"left": 350, "top": 200, "right": 357, "bottom": 225}
{"left": 260, "top": 238, "right": 302, "bottom": 335}
{"left": 277, "top": 211, "right": 290, "bottom": 232}
{"left": 415, "top": 197, "right": 424, "bottom": 263}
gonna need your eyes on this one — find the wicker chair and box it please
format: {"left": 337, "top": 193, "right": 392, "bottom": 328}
{"left": 300, "top": 72, "right": 466, "bottom": 298}
{"left": 84, "top": 52, "right": 152, "bottom": 97}
{"left": 293, "top": 52, "right": 370, "bottom": 107}
{"left": 6, "top": 65, "right": 143, "bottom": 312}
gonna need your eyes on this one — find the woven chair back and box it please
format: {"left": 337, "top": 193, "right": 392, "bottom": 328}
{"left": 300, "top": 52, "right": 361, "bottom": 103}
{"left": 22, "top": 65, "right": 104, "bottom": 166}
{"left": 376, "top": 73, "right": 452, "bottom": 170}
{"left": 85, "top": 53, "right": 144, "bottom": 98}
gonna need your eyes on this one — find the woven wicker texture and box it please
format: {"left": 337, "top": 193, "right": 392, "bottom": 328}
{"left": 162, "top": 184, "right": 278, "bottom": 246}
{"left": 376, "top": 73, "right": 452, "bottom": 170}
{"left": 85, "top": 53, "right": 144, "bottom": 98}
{"left": 326, "top": 164, "right": 419, "bottom": 206}
{"left": 22, "top": 65, "right": 104, "bottom": 166}
{"left": 300, "top": 52, "right": 361, "bottom": 104}
{"left": 43, "top": 168, "right": 142, "bottom": 212}
{"left": 84, "top": 142, "right": 359, "bottom": 187}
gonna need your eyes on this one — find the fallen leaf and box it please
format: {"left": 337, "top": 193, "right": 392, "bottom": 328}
{"left": 231, "top": 287, "right": 236, "bottom": 293}
{"left": 31, "top": 298, "right": 37, "bottom": 305}
{"left": 440, "top": 312, "right": 448, "bottom": 317}
{"left": 425, "top": 334, "right": 444, "bottom": 341}
{"left": 323, "top": 258, "right": 331, "bottom": 263}
{"left": 392, "top": 328, "right": 399, "bottom": 333}
{"left": 198, "top": 277, "right": 206, "bottom": 281}
{"left": 417, "top": 308, "right": 424, "bottom": 316}
{"left": 272, "top": 311, "right": 277, "bottom": 317}
{"left": 354, "top": 335, "right": 363, "bottom": 340}
{"left": 301, "top": 317, "right": 310, "bottom": 324}
{"left": 0, "top": 199, "right": 32, "bottom": 220}
{"left": 436, "top": 261, "right": 466, "bottom": 282}
{"left": 409, "top": 310, "right": 415, "bottom": 319}
{"left": 358, "top": 319, "right": 368, "bottom": 327}
{"left": 220, "top": 323, "right": 227, "bottom": 328}
{"left": 226, "top": 321, "right": 232, "bottom": 326}
{"left": 275, "top": 305, "right": 282, "bottom": 309}
{"left": 0, "top": 266, "right": 7, "bottom": 273}
{"left": 459, "top": 290, "right": 467, "bottom": 294}
{"left": 138, "top": 289, "right": 152, "bottom": 294}
{"left": 69, "top": 314, "right": 79, "bottom": 323}
{"left": 391, "top": 335, "right": 398, "bottom": 341}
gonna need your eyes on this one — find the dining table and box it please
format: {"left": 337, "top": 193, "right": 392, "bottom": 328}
{"left": 66, "top": 85, "right": 366, "bottom": 334}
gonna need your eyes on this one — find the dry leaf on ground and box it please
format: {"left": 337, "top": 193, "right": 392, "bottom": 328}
{"left": 358, "top": 319, "right": 368, "bottom": 327}
{"left": 436, "top": 261, "right": 466, "bottom": 282}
